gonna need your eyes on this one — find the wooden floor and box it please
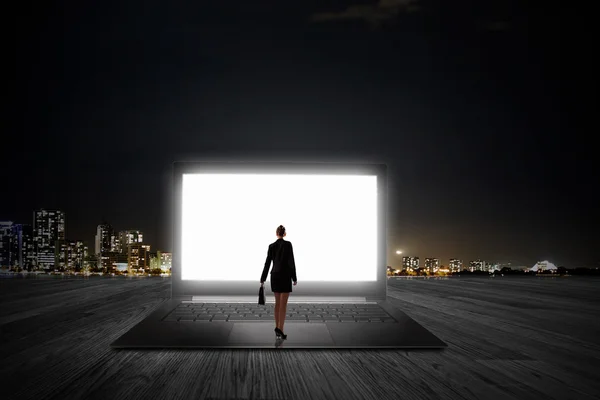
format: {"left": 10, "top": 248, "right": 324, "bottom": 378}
{"left": 1, "top": 276, "right": 599, "bottom": 400}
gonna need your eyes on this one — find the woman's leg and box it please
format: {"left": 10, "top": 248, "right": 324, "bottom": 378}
{"left": 273, "top": 292, "right": 280, "bottom": 329}
{"left": 279, "top": 292, "right": 290, "bottom": 332}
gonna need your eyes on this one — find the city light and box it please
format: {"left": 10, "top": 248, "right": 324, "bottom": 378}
{"left": 0, "top": 210, "right": 584, "bottom": 277}
{"left": 0, "top": 209, "right": 172, "bottom": 276}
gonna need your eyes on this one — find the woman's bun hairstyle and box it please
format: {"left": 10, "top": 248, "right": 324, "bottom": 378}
{"left": 276, "top": 225, "right": 286, "bottom": 236}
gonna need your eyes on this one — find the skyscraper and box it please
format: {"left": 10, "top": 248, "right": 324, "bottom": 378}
{"left": 0, "top": 221, "right": 13, "bottom": 268}
{"left": 118, "top": 230, "right": 143, "bottom": 253}
{"left": 402, "top": 256, "right": 419, "bottom": 270}
{"left": 95, "top": 223, "right": 114, "bottom": 270}
{"left": 11, "top": 224, "right": 35, "bottom": 270}
{"left": 449, "top": 259, "right": 463, "bottom": 273}
{"left": 424, "top": 258, "right": 440, "bottom": 274}
{"left": 110, "top": 233, "right": 119, "bottom": 252}
{"left": 149, "top": 251, "right": 161, "bottom": 270}
{"left": 56, "top": 240, "right": 88, "bottom": 271}
{"left": 160, "top": 252, "right": 172, "bottom": 272}
{"left": 469, "top": 259, "right": 486, "bottom": 272}
{"left": 95, "top": 224, "right": 113, "bottom": 255}
{"left": 128, "top": 243, "right": 150, "bottom": 272}
{"left": 34, "top": 210, "right": 65, "bottom": 269}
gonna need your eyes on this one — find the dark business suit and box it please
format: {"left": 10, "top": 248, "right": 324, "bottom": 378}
{"left": 260, "top": 238, "right": 297, "bottom": 293}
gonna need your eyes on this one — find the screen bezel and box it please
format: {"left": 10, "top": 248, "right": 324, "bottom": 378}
{"left": 172, "top": 161, "right": 387, "bottom": 299}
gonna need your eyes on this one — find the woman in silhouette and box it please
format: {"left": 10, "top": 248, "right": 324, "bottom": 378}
{"left": 260, "top": 225, "right": 297, "bottom": 339}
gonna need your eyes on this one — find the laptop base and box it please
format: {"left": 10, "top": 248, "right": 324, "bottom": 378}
{"left": 110, "top": 300, "right": 447, "bottom": 349}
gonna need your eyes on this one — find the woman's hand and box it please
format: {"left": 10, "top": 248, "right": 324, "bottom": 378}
{"left": 260, "top": 281, "right": 264, "bottom": 286}
{"left": 293, "top": 281, "right": 297, "bottom": 286}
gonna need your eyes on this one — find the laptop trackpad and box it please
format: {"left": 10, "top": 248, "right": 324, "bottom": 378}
{"left": 228, "top": 323, "right": 334, "bottom": 347}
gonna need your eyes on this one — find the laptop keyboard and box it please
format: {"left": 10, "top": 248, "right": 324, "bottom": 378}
{"left": 162, "top": 303, "right": 397, "bottom": 323}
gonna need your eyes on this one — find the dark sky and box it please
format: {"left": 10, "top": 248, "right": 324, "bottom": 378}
{"left": 7, "top": 1, "right": 594, "bottom": 267}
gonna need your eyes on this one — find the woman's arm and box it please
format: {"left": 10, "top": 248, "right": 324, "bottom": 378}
{"left": 289, "top": 242, "right": 297, "bottom": 282}
{"left": 260, "top": 245, "right": 272, "bottom": 283}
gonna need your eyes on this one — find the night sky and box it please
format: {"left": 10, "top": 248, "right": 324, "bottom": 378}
{"left": 7, "top": 1, "right": 594, "bottom": 267}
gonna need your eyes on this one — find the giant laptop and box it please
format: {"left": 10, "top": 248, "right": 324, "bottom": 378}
{"left": 111, "top": 161, "right": 447, "bottom": 348}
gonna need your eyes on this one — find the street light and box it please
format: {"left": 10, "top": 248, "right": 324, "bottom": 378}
{"left": 396, "top": 250, "right": 403, "bottom": 255}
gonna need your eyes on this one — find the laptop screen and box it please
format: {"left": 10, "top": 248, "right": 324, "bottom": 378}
{"left": 181, "top": 173, "right": 377, "bottom": 282}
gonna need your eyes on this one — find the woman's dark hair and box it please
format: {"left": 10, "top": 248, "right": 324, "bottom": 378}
{"left": 276, "top": 225, "right": 286, "bottom": 237}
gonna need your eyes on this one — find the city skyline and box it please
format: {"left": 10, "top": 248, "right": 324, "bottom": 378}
{"left": 0, "top": 209, "right": 172, "bottom": 273}
{"left": 0, "top": 207, "right": 588, "bottom": 270}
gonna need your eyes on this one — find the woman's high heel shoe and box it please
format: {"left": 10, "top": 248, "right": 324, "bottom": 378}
{"left": 275, "top": 327, "right": 287, "bottom": 340}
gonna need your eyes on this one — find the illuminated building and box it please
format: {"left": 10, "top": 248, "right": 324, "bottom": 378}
{"left": 529, "top": 260, "right": 557, "bottom": 272}
{"left": 402, "top": 256, "right": 419, "bottom": 270}
{"left": 95, "top": 224, "right": 113, "bottom": 255}
{"left": 486, "top": 262, "right": 500, "bottom": 272}
{"left": 10, "top": 224, "right": 36, "bottom": 270}
{"left": 128, "top": 243, "right": 151, "bottom": 272}
{"left": 0, "top": 221, "right": 13, "bottom": 268}
{"left": 449, "top": 259, "right": 463, "bottom": 273}
{"left": 110, "top": 233, "right": 119, "bottom": 252}
{"left": 95, "top": 223, "right": 114, "bottom": 270}
{"left": 118, "top": 231, "right": 143, "bottom": 253}
{"left": 424, "top": 258, "right": 440, "bottom": 273}
{"left": 160, "top": 252, "right": 172, "bottom": 272}
{"left": 149, "top": 253, "right": 161, "bottom": 270}
{"left": 149, "top": 250, "right": 171, "bottom": 272}
{"left": 56, "top": 240, "right": 88, "bottom": 271}
{"left": 469, "top": 259, "right": 486, "bottom": 272}
{"left": 34, "top": 209, "right": 66, "bottom": 269}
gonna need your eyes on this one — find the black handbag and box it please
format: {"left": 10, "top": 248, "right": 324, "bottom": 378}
{"left": 258, "top": 285, "right": 265, "bottom": 305}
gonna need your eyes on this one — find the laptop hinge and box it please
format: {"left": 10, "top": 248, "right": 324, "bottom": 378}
{"left": 189, "top": 296, "right": 374, "bottom": 304}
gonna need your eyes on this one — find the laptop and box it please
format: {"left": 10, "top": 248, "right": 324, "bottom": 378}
{"left": 111, "top": 161, "right": 447, "bottom": 348}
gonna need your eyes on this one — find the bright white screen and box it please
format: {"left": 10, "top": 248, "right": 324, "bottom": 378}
{"left": 181, "top": 173, "right": 377, "bottom": 281}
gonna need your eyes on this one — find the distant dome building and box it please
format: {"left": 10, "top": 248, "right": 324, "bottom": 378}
{"left": 529, "top": 260, "right": 558, "bottom": 272}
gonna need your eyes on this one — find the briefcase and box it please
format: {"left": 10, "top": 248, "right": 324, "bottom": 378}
{"left": 258, "top": 285, "right": 265, "bottom": 305}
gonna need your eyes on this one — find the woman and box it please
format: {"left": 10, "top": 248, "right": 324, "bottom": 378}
{"left": 260, "top": 225, "right": 297, "bottom": 339}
